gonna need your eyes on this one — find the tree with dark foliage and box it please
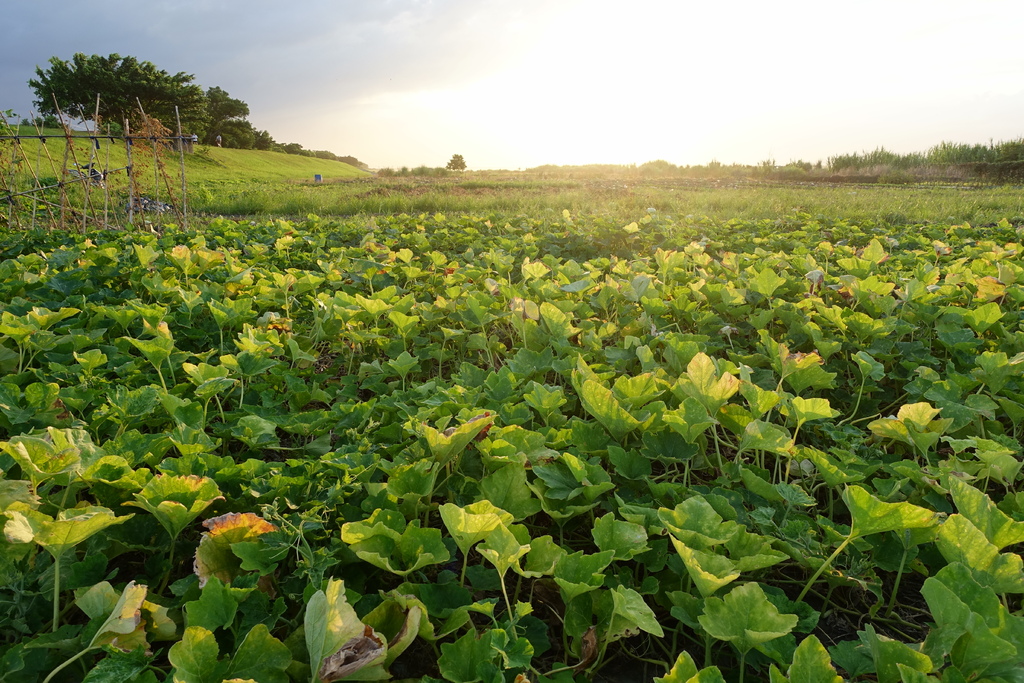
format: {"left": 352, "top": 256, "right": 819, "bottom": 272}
{"left": 29, "top": 53, "right": 206, "bottom": 130}
{"left": 446, "top": 154, "right": 467, "bottom": 171}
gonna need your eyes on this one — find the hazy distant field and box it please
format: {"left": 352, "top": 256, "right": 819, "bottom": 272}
{"left": 190, "top": 172, "right": 1024, "bottom": 228}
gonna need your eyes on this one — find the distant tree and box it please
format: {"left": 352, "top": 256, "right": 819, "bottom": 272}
{"left": 218, "top": 119, "right": 257, "bottom": 149}
{"left": 313, "top": 150, "right": 340, "bottom": 161}
{"left": 446, "top": 154, "right": 466, "bottom": 171}
{"left": 338, "top": 156, "right": 368, "bottom": 170}
{"left": 253, "top": 129, "right": 275, "bottom": 151}
{"left": 29, "top": 53, "right": 206, "bottom": 130}
{"left": 202, "top": 86, "right": 249, "bottom": 144}
{"left": 23, "top": 114, "right": 61, "bottom": 128}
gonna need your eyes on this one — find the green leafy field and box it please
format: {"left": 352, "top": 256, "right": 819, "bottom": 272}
{"left": 2, "top": 210, "right": 1024, "bottom": 683}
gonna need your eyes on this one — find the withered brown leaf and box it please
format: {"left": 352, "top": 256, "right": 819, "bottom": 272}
{"left": 573, "top": 626, "right": 598, "bottom": 674}
{"left": 318, "top": 625, "right": 386, "bottom": 682}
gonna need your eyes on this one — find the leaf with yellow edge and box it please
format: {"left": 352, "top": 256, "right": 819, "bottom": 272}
{"left": 675, "top": 353, "right": 740, "bottom": 416}
{"left": 193, "top": 512, "right": 277, "bottom": 587}
{"left": 125, "top": 474, "right": 223, "bottom": 542}
{"left": 669, "top": 537, "right": 740, "bottom": 597}
{"left": 439, "top": 501, "right": 513, "bottom": 557}
{"left": 5, "top": 505, "right": 131, "bottom": 560}
{"left": 75, "top": 581, "right": 150, "bottom": 651}
{"left": 420, "top": 412, "right": 495, "bottom": 465}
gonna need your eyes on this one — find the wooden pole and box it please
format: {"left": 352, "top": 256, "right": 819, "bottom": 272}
{"left": 175, "top": 106, "right": 188, "bottom": 230}
{"left": 125, "top": 119, "right": 135, "bottom": 226}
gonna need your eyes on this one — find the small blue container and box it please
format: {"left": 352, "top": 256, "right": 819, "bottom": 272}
{"left": 314, "top": 174, "right": 323, "bottom": 183}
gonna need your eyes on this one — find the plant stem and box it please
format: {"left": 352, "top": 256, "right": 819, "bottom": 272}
{"left": 499, "top": 573, "right": 513, "bottom": 621}
{"left": 712, "top": 428, "right": 725, "bottom": 471}
{"left": 158, "top": 536, "right": 177, "bottom": 595}
{"left": 42, "top": 647, "right": 94, "bottom": 683}
{"left": 52, "top": 554, "right": 62, "bottom": 632}
{"left": 797, "top": 531, "right": 856, "bottom": 603}
{"left": 884, "top": 540, "right": 911, "bottom": 618}
{"left": 838, "top": 375, "right": 868, "bottom": 426}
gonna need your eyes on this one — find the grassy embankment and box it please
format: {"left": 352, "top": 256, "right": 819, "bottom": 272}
{"left": 6, "top": 128, "right": 1024, "bottom": 227}
{"left": 1, "top": 129, "right": 367, "bottom": 210}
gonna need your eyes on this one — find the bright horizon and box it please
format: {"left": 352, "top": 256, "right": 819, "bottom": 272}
{"left": 4, "top": 0, "right": 1024, "bottom": 170}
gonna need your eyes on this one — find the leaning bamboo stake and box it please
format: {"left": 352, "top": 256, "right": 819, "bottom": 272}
{"left": 135, "top": 97, "right": 186, "bottom": 228}
{"left": 52, "top": 96, "right": 99, "bottom": 233}
{"left": 125, "top": 119, "right": 135, "bottom": 226}
{"left": 30, "top": 112, "right": 63, "bottom": 231}
{"left": 0, "top": 111, "right": 19, "bottom": 229}
{"left": 135, "top": 99, "right": 161, "bottom": 208}
{"left": 175, "top": 106, "right": 188, "bottom": 230}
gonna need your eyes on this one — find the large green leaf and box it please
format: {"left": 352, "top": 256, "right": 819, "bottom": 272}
{"left": 842, "top": 485, "right": 939, "bottom": 537}
{"left": 184, "top": 577, "right": 238, "bottom": 633}
{"left": 226, "top": 624, "right": 292, "bottom": 683}
{"left": 658, "top": 497, "right": 740, "bottom": 549}
{"left": 724, "top": 529, "right": 788, "bottom": 572}
{"left": 785, "top": 634, "right": 841, "bottom": 683}
{"left": 438, "top": 630, "right": 497, "bottom": 683}
{"left": 669, "top": 538, "right": 740, "bottom": 597}
{"left": 420, "top": 412, "right": 495, "bottom": 465}
{"left": 698, "top": 582, "right": 798, "bottom": 655}
{"left": 862, "top": 624, "right": 933, "bottom": 683}
{"left": 518, "top": 535, "right": 566, "bottom": 578}
{"left": 439, "top": 501, "right": 514, "bottom": 557}
{"left": 598, "top": 585, "right": 664, "bottom": 641}
{"left": 935, "top": 515, "right": 1024, "bottom": 594}
{"left": 961, "top": 301, "right": 1003, "bottom": 334}
{"left": 168, "top": 626, "right": 230, "bottom": 683}
{"left": 478, "top": 464, "right": 542, "bottom": 521}
{"left": 127, "top": 330, "right": 175, "bottom": 368}
{"left": 0, "top": 432, "right": 82, "bottom": 487}
{"left": 738, "top": 420, "right": 793, "bottom": 455}
{"left": 749, "top": 268, "right": 787, "bottom": 298}
{"left": 4, "top": 505, "right": 131, "bottom": 560}
{"left": 231, "top": 415, "right": 279, "bottom": 449}
{"left": 592, "top": 513, "right": 648, "bottom": 561}
{"left": 578, "top": 379, "right": 641, "bottom": 441}
{"left": 868, "top": 403, "right": 951, "bottom": 459}
{"left": 920, "top": 562, "right": 1024, "bottom": 677}
{"left": 342, "top": 509, "right": 450, "bottom": 576}
{"left": 663, "top": 397, "right": 718, "bottom": 444}
{"left": 476, "top": 523, "right": 530, "bottom": 578}
{"left": 674, "top": 353, "right": 739, "bottom": 416}
{"left": 553, "top": 550, "right": 614, "bottom": 602}
{"left": 788, "top": 397, "right": 839, "bottom": 427}
{"left": 949, "top": 478, "right": 1024, "bottom": 550}
{"left": 611, "top": 373, "right": 666, "bottom": 410}
{"left": 125, "top": 474, "right": 223, "bottom": 541}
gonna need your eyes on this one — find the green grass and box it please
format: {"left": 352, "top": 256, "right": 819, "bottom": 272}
{"left": 183, "top": 146, "right": 368, "bottom": 182}
{"left": 5, "top": 129, "right": 1024, "bottom": 228}
{"left": 0, "top": 133, "right": 367, "bottom": 189}
{"left": 188, "top": 174, "right": 1024, "bottom": 227}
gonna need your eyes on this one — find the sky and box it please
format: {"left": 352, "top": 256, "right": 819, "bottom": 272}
{"left": 4, "top": 0, "right": 1024, "bottom": 170}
